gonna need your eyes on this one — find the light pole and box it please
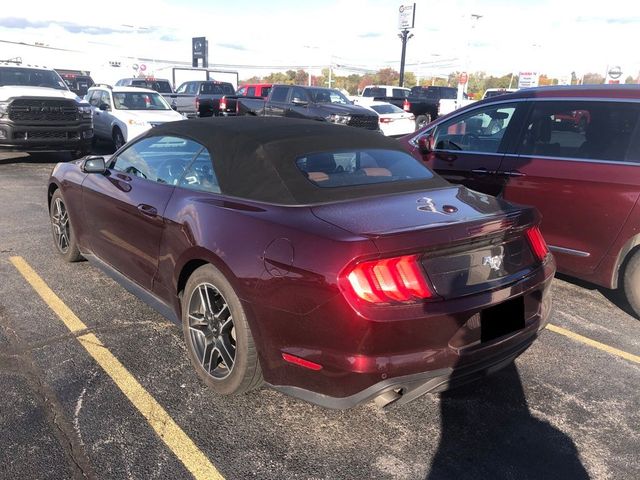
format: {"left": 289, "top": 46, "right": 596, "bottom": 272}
{"left": 302, "top": 45, "right": 319, "bottom": 86}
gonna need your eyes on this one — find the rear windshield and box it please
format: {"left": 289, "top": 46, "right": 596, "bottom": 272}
{"left": 201, "top": 83, "right": 235, "bottom": 95}
{"left": 371, "top": 104, "right": 404, "bottom": 114}
{"left": 364, "top": 87, "right": 386, "bottom": 97}
{"left": 296, "top": 149, "right": 434, "bottom": 188}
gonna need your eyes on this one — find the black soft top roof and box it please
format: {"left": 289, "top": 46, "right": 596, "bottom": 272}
{"left": 149, "top": 117, "right": 447, "bottom": 205}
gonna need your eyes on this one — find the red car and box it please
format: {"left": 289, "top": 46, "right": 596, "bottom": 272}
{"left": 48, "top": 117, "right": 554, "bottom": 408}
{"left": 402, "top": 85, "right": 640, "bottom": 316}
{"left": 236, "top": 83, "right": 272, "bottom": 98}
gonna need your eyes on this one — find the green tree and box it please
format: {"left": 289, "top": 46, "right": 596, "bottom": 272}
{"left": 625, "top": 75, "right": 636, "bottom": 84}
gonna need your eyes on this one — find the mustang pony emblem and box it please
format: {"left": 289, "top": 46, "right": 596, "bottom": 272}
{"left": 482, "top": 254, "right": 504, "bottom": 271}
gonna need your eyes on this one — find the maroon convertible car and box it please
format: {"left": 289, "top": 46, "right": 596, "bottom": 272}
{"left": 48, "top": 117, "right": 555, "bottom": 408}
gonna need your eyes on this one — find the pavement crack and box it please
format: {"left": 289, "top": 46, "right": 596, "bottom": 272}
{"left": 0, "top": 323, "right": 97, "bottom": 480}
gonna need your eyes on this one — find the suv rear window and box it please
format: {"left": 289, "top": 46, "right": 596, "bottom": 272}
{"left": 296, "top": 149, "right": 434, "bottom": 188}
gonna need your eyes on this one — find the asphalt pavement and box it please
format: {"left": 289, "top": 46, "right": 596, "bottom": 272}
{"left": 0, "top": 149, "right": 638, "bottom": 480}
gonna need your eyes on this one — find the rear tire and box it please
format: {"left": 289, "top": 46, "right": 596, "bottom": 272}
{"left": 182, "top": 264, "right": 263, "bottom": 395}
{"left": 416, "top": 114, "right": 431, "bottom": 130}
{"left": 623, "top": 250, "right": 640, "bottom": 319}
{"left": 50, "top": 190, "right": 82, "bottom": 262}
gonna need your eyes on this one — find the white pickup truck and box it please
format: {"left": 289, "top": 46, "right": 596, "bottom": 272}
{"left": 0, "top": 63, "right": 93, "bottom": 158}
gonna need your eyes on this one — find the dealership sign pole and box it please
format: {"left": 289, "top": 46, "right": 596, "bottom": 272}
{"left": 398, "top": 3, "right": 415, "bottom": 87}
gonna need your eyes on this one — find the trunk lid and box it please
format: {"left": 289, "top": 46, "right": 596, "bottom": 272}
{"left": 312, "top": 186, "right": 540, "bottom": 299}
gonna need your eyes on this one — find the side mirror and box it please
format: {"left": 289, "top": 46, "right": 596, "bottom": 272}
{"left": 99, "top": 103, "right": 110, "bottom": 111}
{"left": 171, "top": 103, "right": 178, "bottom": 111}
{"left": 417, "top": 134, "right": 435, "bottom": 154}
{"left": 82, "top": 156, "right": 106, "bottom": 174}
{"left": 291, "top": 98, "right": 308, "bottom": 106}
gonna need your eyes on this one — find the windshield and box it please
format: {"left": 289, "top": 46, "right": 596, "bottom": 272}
{"left": 131, "top": 80, "right": 173, "bottom": 93}
{"left": 371, "top": 104, "right": 404, "bottom": 114}
{"left": 297, "top": 149, "right": 434, "bottom": 188}
{"left": 201, "top": 83, "right": 235, "bottom": 95}
{"left": 113, "top": 92, "right": 171, "bottom": 110}
{"left": 309, "top": 88, "right": 351, "bottom": 105}
{"left": 0, "top": 67, "right": 68, "bottom": 90}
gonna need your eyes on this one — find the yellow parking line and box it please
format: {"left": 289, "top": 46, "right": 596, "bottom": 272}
{"left": 9, "top": 256, "right": 224, "bottom": 480}
{"left": 548, "top": 323, "right": 640, "bottom": 364}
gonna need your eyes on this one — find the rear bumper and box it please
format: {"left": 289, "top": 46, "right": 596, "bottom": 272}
{"left": 269, "top": 334, "right": 535, "bottom": 409}
{"left": 0, "top": 122, "right": 93, "bottom": 152}
{"left": 251, "top": 256, "right": 555, "bottom": 408}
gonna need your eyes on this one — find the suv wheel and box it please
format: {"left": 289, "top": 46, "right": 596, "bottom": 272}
{"left": 182, "top": 264, "right": 263, "bottom": 395}
{"left": 113, "top": 128, "right": 125, "bottom": 150}
{"left": 623, "top": 249, "right": 640, "bottom": 319}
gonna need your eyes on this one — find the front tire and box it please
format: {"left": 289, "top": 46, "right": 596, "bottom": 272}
{"left": 112, "top": 128, "right": 125, "bottom": 151}
{"left": 623, "top": 249, "right": 640, "bottom": 319}
{"left": 182, "top": 264, "right": 263, "bottom": 395}
{"left": 50, "top": 190, "right": 82, "bottom": 262}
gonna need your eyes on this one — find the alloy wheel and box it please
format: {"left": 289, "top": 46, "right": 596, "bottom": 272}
{"left": 51, "top": 197, "right": 70, "bottom": 253}
{"left": 187, "top": 283, "right": 236, "bottom": 380}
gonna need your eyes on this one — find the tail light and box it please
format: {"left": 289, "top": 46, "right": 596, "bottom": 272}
{"left": 403, "top": 99, "right": 411, "bottom": 112}
{"left": 525, "top": 226, "right": 549, "bottom": 261}
{"left": 195, "top": 96, "right": 200, "bottom": 111}
{"left": 380, "top": 117, "right": 393, "bottom": 123}
{"left": 219, "top": 96, "right": 227, "bottom": 111}
{"left": 340, "top": 254, "right": 434, "bottom": 305}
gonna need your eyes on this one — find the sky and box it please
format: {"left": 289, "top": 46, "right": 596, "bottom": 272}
{"left": 0, "top": 0, "right": 639, "bottom": 80}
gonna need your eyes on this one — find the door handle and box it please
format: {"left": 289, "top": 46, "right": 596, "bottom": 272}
{"left": 137, "top": 204, "right": 158, "bottom": 217}
{"left": 502, "top": 170, "right": 526, "bottom": 177}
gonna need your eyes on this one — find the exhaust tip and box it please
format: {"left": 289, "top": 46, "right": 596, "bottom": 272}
{"left": 374, "top": 389, "right": 403, "bottom": 409}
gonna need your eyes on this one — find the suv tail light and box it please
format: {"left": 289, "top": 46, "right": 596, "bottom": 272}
{"left": 380, "top": 117, "right": 393, "bottom": 123}
{"left": 340, "top": 255, "right": 434, "bottom": 305}
{"left": 195, "top": 96, "right": 200, "bottom": 111}
{"left": 525, "top": 226, "right": 549, "bottom": 261}
{"left": 402, "top": 99, "right": 411, "bottom": 112}
{"left": 219, "top": 96, "right": 227, "bottom": 111}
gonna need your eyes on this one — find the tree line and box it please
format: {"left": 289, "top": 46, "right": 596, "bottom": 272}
{"left": 241, "top": 68, "right": 638, "bottom": 98}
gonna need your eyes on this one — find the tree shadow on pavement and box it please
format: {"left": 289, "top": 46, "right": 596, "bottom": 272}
{"left": 426, "top": 363, "right": 589, "bottom": 480}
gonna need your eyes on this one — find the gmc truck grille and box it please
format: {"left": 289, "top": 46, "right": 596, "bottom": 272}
{"left": 9, "top": 99, "right": 78, "bottom": 122}
{"left": 347, "top": 115, "right": 379, "bottom": 130}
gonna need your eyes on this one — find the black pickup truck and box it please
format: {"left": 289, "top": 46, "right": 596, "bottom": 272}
{"left": 365, "top": 86, "right": 459, "bottom": 129}
{"left": 166, "top": 80, "right": 236, "bottom": 118}
{"left": 236, "top": 84, "right": 379, "bottom": 130}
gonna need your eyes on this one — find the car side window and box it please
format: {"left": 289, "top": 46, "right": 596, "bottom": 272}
{"left": 518, "top": 101, "right": 640, "bottom": 162}
{"left": 290, "top": 87, "right": 309, "bottom": 103}
{"left": 88, "top": 91, "right": 102, "bottom": 107}
{"left": 176, "top": 83, "right": 188, "bottom": 94}
{"left": 100, "top": 91, "right": 112, "bottom": 108}
{"left": 177, "top": 150, "right": 220, "bottom": 193}
{"left": 237, "top": 86, "right": 247, "bottom": 96}
{"left": 112, "top": 136, "right": 204, "bottom": 185}
{"left": 433, "top": 103, "right": 517, "bottom": 154}
{"left": 246, "top": 86, "right": 255, "bottom": 97}
{"left": 270, "top": 86, "right": 289, "bottom": 103}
